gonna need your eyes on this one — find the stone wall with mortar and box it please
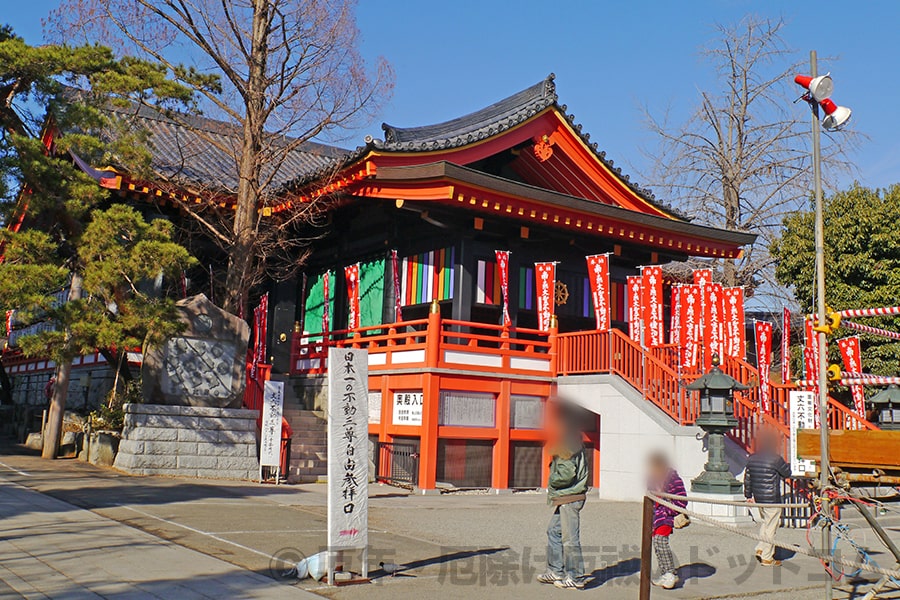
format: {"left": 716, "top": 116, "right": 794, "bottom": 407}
{"left": 114, "top": 403, "right": 259, "bottom": 479}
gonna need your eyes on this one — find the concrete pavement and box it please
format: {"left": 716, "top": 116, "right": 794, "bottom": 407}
{"left": 0, "top": 447, "right": 898, "bottom": 599}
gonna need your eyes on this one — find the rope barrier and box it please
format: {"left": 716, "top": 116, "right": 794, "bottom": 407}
{"left": 839, "top": 306, "right": 900, "bottom": 318}
{"left": 653, "top": 490, "right": 809, "bottom": 509}
{"left": 843, "top": 320, "right": 900, "bottom": 340}
{"left": 843, "top": 376, "right": 900, "bottom": 386}
{"left": 646, "top": 492, "right": 900, "bottom": 581}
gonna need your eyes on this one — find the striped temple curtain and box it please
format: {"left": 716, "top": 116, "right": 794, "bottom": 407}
{"left": 401, "top": 247, "right": 455, "bottom": 306}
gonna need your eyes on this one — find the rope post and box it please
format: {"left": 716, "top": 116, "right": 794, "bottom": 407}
{"left": 640, "top": 495, "right": 653, "bottom": 600}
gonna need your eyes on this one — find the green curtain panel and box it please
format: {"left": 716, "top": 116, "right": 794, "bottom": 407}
{"left": 303, "top": 270, "right": 334, "bottom": 336}
{"left": 358, "top": 258, "right": 385, "bottom": 328}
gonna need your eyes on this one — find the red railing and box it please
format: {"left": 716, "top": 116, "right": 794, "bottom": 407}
{"left": 291, "top": 313, "right": 553, "bottom": 376}
{"left": 243, "top": 362, "right": 272, "bottom": 412}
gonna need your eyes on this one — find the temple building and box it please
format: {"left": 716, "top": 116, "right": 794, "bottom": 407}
{"left": 6, "top": 74, "right": 793, "bottom": 497}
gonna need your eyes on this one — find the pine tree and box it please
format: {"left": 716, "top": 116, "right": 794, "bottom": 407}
{"left": 0, "top": 27, "right": 196, "bottom": 458}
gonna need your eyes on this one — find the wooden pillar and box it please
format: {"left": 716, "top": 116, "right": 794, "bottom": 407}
{"left": 452, "top": 237, "right": 474, "bottom": 323}
{"left": 640, "top": 496, "right": 653, "bottom": 600}
{"left": 383, "top": 250, "right": 398, "bottom": 325}
{"left": 418, "top": 301, "right": 443, "bottom": 491}
{"left": 493, "top": 378, "right": 512, "bottom": 490}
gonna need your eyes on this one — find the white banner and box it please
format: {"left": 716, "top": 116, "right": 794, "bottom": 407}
{"left": 789, "top": 390, "right": 817, "bottom": 476}
{"left": 259, "top": 380, "right": 284, "bottom": 468}
{"left": 392, "top": 391, "right": 423, "bottom": 426}
{"left": 327, "top": 348, "right": 369, "bottom": 552}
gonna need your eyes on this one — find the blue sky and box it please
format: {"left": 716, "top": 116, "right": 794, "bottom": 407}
{"left": 7, "top": 1, "right": 899, "bottom": 190}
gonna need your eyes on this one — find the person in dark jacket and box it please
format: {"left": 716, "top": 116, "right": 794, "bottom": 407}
{"left": 744, "top": 430, "right": 791, "bottom": 566}
{"left": 648, "top": 451, "right": 687, "bottom": 589}
{"left": 537, "top": 432, "right": 589, "bottom": 590}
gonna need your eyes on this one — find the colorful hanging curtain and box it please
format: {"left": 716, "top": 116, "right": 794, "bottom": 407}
{"left": 391, "top": 250, "right": 402, "bottom": 322}
{"left": 345, "top": 263, "right": 360, "bottom": 330}
{"left": 838, "top": 336, "right": 866, "bottom": 417}
{"left": 251, "top": 293, "right": 269, "bottom": 380}
{"left": 495, "top": 250, "right": 511, "bottom": 327}
{"left": 781, "top": 308, "right": 791, "bottom": 383}
{"left": 680, "top": 285, "right": 701, "bottom": 369}
{"left": 586, "top": 254, "right": 611, "bottom": 331}
{"left": 535, "top": 262, "right": 556, "bottom": 332}
{"left": 723, "top": 287, "right": 745, "bottom": 359}
{"left": 401, "top": 248, "right": 455, "bottom": 306}
{"left": 755, "top": 321, "right": 772, "bottom": 412}
{"left": 641, "top": 266, "right": 664, "bottom": 347}
{"left": 627, "top": 275, "right": 642, "bottom": 343}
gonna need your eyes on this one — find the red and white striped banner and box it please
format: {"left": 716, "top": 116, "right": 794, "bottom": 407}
{"left": 536, "top": 262, "right": 556, "bottom": 332}
{"left": 322, "top": 271, "right": 331, "bottom": 334}
{"left": 345, "top": 263, "right": 361, "bottom": 330}
{"left": 495, "top": 250, "right": 511, "bottom": 327}
{"left": 755, "top": 321, "right": 773, "bottom": 412}
{"left": 842, "top": 320, "right": 900, "bottom": 340}
{"left": 641, "top": 265, "right": 664, "bottom": 347}
{"left": 839, "top": 305, "right": 900, "bottom": 318}
{"left": 838, "top": 336, "right": 866, "bottom": 417}
{"left": 723, "top": 287, "right": 745, "bottom": 358}
{"left": 628, "top": 275, "right": 642, "bottom": 343}
{"left": 781, "top": 308, "right": 791, "bottom": 383}
{"left": 680, "top": 285, "right": 701, "bottom": 369}
{"left": 841, "top": 376, "right": 900, "bottom": 386}
{"left": 669, "top": 286, "right": 681, "bottom": 345}
{"left": 586, "top": 254, "right": 610, "bottom": 331}
{"left": 251, "top": 292, "right": 269, "bottom": 380}
{"left": 391, "top": 250, "right": 402, "bottom": 322}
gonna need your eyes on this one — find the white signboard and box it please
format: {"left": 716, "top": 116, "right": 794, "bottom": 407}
{"left": 392, "top": 391, "right": 423, "bottom": 426}
{"left": 789, "top": 390, "right": 817, "bottom": 476}
{"left": 259, "top": 380, "right": 284, "bottom": 469}
{"left": 327, "top": 348, "right": 369, "bottom": 558}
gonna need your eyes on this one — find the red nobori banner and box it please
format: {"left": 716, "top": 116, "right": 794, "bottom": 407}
{"left": 838, "top": 336, "right": 866, "bottom": 418}
{"left": 755, "top": 321, "right": 773, "bottom": 412}
{"left": 693, "top": 268, "right": 712, "bottom": 288}
{"left": 782, "top": 307, "right": 791, "bottom": 383}
{"left": 495, "top": 251, "right": 512, "bottom": 327}
{"left": 535, "top": 262, "right": 556, "bottom": 332}
{"left": 804, "top": 317, "right": 819, "bottom": 393}
{"left": 322, "top": 270, "right": 331, "bottom": 334}
{"left": 627, "top": 275, "right": 642, "bottom": 343}
{"left": 391, "top": 250, "right": 402, "bottom": 322}
{"left": 680, "top": 285, "right": 702, "bottom": 369}
{"left": 586, "top": 254, "right": 611, "bottom": 331}
{"left": 641, "top": 265, "right": 664, "bottom": 347}
{"left": 723, "top": 287, "right": 746, "bottom": 359}
{"left": 251, "top": 292, "right": 269, "bottom": 380}
{"left": 703, "top": 283, "right": 725, "bottom": 368}
{"left": 669, "top": 286, "right": 681, "bottom": 345}
{"left": 344, "top": 263, "right": 361, "bottom": 330}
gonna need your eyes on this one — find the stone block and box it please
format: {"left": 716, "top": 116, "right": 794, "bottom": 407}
{"left": 129, "top": 454, "right": 177, "bottom": 470}
{"left": 194, "top": 441, "right": 225, "bottom": 456}
{"left": 196, "top": 468, "right": 253, "bottom": 480}
{"left": 216, "top": 456, "right": 256, "bottom": 470}
{"left": 177, "top": 429, "right": 218, "bottom": 443}
{"left": 130, "top": 427, "right": 178, "bottom": 442}
{"left": 24, "top": 432, "right": 43, "bottom": 451}
{"left": 142, "top": 440, "right": 182, "bottom": 455}
{"left": 177, "top": 455, "right": 218, "bottom": 469}
{"left": 117, "top": 439, "right": 144, "bottom": 455}
{"left": 217, "top": 430, "right": 256, "bottom": 444}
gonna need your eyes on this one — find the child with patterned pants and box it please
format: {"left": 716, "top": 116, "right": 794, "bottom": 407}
{"left": 648, "top": 452, "right": 687, "bottom": 589}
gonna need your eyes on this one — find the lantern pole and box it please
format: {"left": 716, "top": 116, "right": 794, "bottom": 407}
{"left": 809, "top": 50, "right": 833, "bottom": 600}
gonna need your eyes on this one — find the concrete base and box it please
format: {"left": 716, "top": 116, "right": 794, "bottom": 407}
{"left": 113, "top": 403, "right": 259, "bottom": 479}
{"left": 687, "top": 491, "right": 753, "bottom": 527}
{"left": 79, "top": 431, "right": 120, "bottom": 466}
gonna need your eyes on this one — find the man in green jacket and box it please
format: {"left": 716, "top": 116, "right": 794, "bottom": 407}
{"left": 537, "top": 435, "right": 589, "bottom": 590}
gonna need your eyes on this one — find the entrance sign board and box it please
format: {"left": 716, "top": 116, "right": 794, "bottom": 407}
{"left": 259, "top": 380, "right": 284, "bottom": 475}
{"left": 789, "top": 390, "right": 817, "bottom": 476}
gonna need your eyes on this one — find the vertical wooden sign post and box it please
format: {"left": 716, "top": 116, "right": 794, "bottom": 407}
{"left": 327, "top": 348, "right": 369, "bottom": 584}
{"left": 259, "top": 380, "right": 284, "bottom": 484}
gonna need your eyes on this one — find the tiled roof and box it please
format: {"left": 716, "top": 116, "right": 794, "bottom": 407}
{"left": 370, "top": 74, "right": 680, "bottom": 218}
{"left": 110, "top": 104, "right": 346, "bottom": 197}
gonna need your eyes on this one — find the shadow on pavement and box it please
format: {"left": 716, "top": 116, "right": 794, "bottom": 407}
{"left": 585, "top": 557, "right": 641, "bottom": 588}
{"left": 676, "top": 562, "right": 717, "bottom": 586}
{"left": 370, "top": 547, "right": 510, "bottom": 580}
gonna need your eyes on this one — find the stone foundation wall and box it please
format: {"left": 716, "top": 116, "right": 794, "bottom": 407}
{"left": 114, "top": 403, "right": 259, "bottom": 480}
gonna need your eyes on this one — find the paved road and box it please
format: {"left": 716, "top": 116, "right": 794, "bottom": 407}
{"left": 0, "top": 447, "right": 897, "bottom": 599}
